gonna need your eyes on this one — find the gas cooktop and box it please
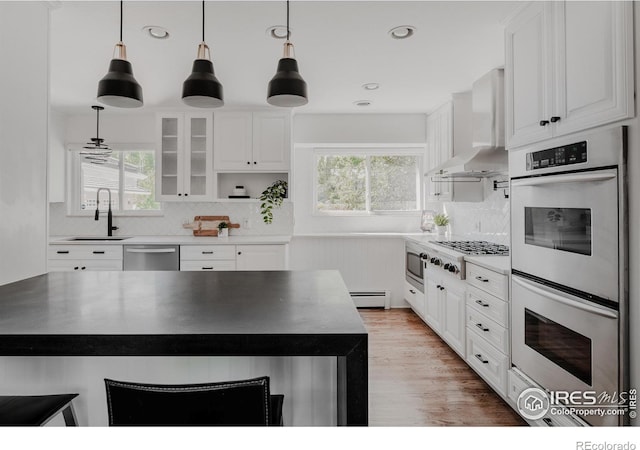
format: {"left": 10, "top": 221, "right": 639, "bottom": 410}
{"left": 432, "top": 240, "right": 509, "bottom": 256}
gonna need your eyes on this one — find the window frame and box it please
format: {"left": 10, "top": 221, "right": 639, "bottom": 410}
{"left": 66, "top": 142, "right": 163, "bottom": 217}
{"left": 312, "top": 147, "right": 424, "bottom": 216}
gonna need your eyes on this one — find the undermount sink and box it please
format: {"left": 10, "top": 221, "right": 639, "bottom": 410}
{"left": 66, "top": 237, "right": 131, "bottom": 241}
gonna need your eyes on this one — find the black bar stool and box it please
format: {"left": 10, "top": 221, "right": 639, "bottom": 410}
{"left": 105, "top": 376, "right": 284, "bottom": 426}
{"left": 0, "top": 394, "right": 79, "bottom": 426}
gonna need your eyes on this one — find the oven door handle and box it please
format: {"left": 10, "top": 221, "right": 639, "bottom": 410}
{"left": 512, "top": 277, "right": 617, "bottom": 319}
{"left": 511, "top": 172, "right": 616, "bottom": 187}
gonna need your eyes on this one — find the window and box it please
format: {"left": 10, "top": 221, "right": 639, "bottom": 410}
{"left": 315, "top": 150, "right": 422, "bottom": 214}
{"left": 70, "top": 148, "right": 161, "bottom": 214}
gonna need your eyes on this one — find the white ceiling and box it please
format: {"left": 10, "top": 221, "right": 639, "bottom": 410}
{"left": 50, "top": 0, "right": 520, "bottom": 115}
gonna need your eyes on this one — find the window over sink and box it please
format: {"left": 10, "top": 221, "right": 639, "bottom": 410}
{"left": 314, "top": 149, "right": 422, "bottom": 214}
{"left": 68, "top": 147, "right": 162, "bottom": 215}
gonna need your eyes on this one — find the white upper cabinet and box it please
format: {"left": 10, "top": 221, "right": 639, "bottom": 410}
{"left": 156, "top": 112, "right": 214, "bottom": 201}
{"left": 505, "top": 1, "right": 634, "bottom": 149}
{"left": 426, "top": 101, "right": 453, "bottom": 202}
{"left": 214, "top": 111, "right": 291, "bottom": 172}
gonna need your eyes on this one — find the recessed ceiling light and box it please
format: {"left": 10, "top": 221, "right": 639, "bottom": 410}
{"left": 362, "top": 83, "right": 380, "bottom": 91}
{"left": 142, "top": 25, "right": 170, "bottom": 40}
{"left": 266, "top": 25, "right": 290, "bottom": 39}
{"left": 388, "top": 25, "right": 416, "bottom": 40}
{"left": 354, "top": 100, "right": 372, "bottom": 107}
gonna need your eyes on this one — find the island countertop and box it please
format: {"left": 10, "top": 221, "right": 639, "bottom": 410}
{"left": 0, "top": 270, "right": 368, "bottom": 425}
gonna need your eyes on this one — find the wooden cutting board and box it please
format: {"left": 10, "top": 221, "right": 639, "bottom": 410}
{"left": 193, "top": 216, "right": 240, "bottom": 236}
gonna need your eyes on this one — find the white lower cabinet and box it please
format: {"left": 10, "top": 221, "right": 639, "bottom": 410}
{"left": 180, "top": 244, "right": 288, "bottom": 271}
{"left": 466, "top": 328, "right": 508, "bottom": 396}
{"left": 464, "top": 264, "right": 510, "bottom": 399}
{"left": 236, "top": 245, "right": 288, "bottom": 271}
{"left": 424, "top": 269, "right": 466, "bottom": 358}
{"left": 48, "top": 245, "right": 123, "bottom": 272}
{"left": 403, "top": 280, "right": 424, "bottom": 319}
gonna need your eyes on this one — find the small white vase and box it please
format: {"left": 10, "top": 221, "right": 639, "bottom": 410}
{"left": 218, "top": 228, "right": 228, "bottom": 238}
{"left": 436, "top": 225, "right": 447, "bottom": 236}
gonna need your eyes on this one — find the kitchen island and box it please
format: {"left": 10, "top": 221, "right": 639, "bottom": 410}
{"left": 0, "top": 270, "right": 368, "bottom": 426}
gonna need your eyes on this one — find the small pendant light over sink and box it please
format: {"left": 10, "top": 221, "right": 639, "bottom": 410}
{"left": 267, "top": 0, "right": 308, "bottom": 107}
{"left": 182, "top": 1, "right": 224, "bottom": 108}
{"left": 97, "top": 1, "right": 143, "bottom": 108}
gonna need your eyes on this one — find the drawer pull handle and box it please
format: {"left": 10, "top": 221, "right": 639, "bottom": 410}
{"left": 74, "top": 266, "right": 79, "bottom": 270}
{"left": 475, "top": 299, "right": 490, "bottom": 307}
{"left": 202, "top": 251, "right": 214, "bottom": 254}
{"left": 202, "top": 267, "right": 214, "bottom": 270}
{"left": 57, "top": 250, "right": 70, "bottom": 254}
{"left": 475, "top": 276, "right": 489, "bottom": 283}
{"left": 93, "top": 251, "right": 105, "bottom": 254}
{"left": 542, "top": 417, "right": 555, "bottom": 427}
{"left": 475, "top": 323, "right": 489, "bottom": 332}
{"left": 474, "top": 354, "right": 489, "bottom": 364}
{"left": 81, "top": 266, "right": 86, "bottom": 270}
{"left": 409, "top": 289, "right": 416, "bottom": 294}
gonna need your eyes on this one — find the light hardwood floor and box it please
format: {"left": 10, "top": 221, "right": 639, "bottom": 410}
{"left": 359, "top": 308, "right": 526, "bottom": 426}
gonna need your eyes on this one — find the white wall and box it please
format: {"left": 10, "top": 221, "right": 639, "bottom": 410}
{"left": 0, "top": 2, "right": 49, "bottom": 285}
{"left": 627, "top": 3, "right": 640, "bottom": 426}
{"left": 289, "top": 236, "right": 406, "bottom": 308}
{"left": 65, "top": 112, "right": 155, "bottom": 144}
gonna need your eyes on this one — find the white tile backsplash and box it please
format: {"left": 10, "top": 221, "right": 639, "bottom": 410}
{"left": 49, "top": 202, "right": 294, "bottom": 237}
{"left": 442, "top": 176, "right": 510, "bottom": 245}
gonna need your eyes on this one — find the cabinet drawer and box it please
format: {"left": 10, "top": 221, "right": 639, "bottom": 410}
{"left": 48, "top": 245, "right": 123, "bottom": 260}
{"left": 466, "top": 285, "right": 508, "bottom": 327}
{"left": 507, "top": 369, "right": 531, "bottom": 405}
{"left": 48, "top": 259, "right": 123, "bottom": 272}
{"left": 180, "top": 260, "right": 236, "bottom": 271}
{"left": 467, "top": 308, "right": 509, "bottom": 354}
{"left": 466, "top": 328, "right": 508, "bottom": 397}
{"left": 180, "top": 245, "right": 236, "bottom": 260}
{"left": 466, "top": 263, "right": 508, "bottom": 300}
{"left": 403, "top": 281, "right": 424, "bottom": 318}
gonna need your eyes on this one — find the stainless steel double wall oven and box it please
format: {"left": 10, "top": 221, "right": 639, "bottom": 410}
{"left": 509, "top": 127, "right": 628, "bottom": 426}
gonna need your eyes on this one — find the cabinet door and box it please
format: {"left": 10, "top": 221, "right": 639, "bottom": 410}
{"left": 213, "top": 112, "right": 253, "bottom": 171}
{"left": 183, "top": 113, "right": 213, "bottom": 201}
{"left": 252, "top": 112, "right": 290, "bottom": 171}
{"left": 236, "top": 245, "right": 288, "bottom": 271}
{"left": 440, "top": 279, "right": 466, "bottom": 357}
{"left": 424, "top": 275, "right": 442, "bottom": 333}
{"left": 552, "top": 1, "right": 634, "bottom": 136}
{"left": 48, "top": 259, "right": 122, "bottom": 272}
{"left": 505, "top": 1, "right": 553, "bottom": 149}
{"left": 156, "top": 115, "right": 185, "bottom": 200}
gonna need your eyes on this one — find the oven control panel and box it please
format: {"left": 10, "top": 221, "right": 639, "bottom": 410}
{"left": 526, "top": 141, "right": 587, "bottom": 171}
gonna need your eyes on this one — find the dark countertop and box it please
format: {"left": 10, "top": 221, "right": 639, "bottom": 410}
{"left": 0, "top": 270, "right": 366, "bottom": 337}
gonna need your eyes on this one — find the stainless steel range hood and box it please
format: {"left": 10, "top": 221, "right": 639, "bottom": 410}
{"left": 429, "top": 68, "right": 507, "bottom": 178}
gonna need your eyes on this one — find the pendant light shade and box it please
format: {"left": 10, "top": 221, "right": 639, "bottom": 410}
{"left": 267, "top": 0, "right": 308, "bottom": 107}
{"left": 182, "top": 1, "right": 224, "bottom": 108}
{"left": 97, "top": 1, "right": 143, "bottom": 108}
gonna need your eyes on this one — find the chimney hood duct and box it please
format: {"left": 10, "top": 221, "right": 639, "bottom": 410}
{"left": 428, "top": 68, "right": 507, "bottom": 178}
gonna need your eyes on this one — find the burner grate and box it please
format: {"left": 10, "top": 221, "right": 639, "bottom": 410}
{"left": 433, "top": 240, "right": 509, "bottom": 256}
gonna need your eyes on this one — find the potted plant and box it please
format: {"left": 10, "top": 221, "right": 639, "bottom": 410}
{"left": 259, "top": 180, "right": 288, "bottom": 224}
{"left": 217, "top": 221, "right": 229, "bottom": 238}
{"left": 433, "top": 213, "right": 449, "bottom": 236}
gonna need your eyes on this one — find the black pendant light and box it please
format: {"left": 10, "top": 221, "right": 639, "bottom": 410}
{"left": 81, "top": 105, "right": 112, "bottom": 164}
{"left": 182, "top": 1, "right": 224, "bottom": 108}
{"left": 267, "top": 0, "right": 308, "bottom": 107}
{"left": 97, "top": 1, "right": 143, "bottom": 108}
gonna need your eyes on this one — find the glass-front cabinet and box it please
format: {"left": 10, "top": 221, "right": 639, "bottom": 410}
{"left": 156, "top": 112, "right": 213, "bottom": 201}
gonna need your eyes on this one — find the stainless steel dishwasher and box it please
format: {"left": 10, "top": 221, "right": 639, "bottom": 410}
{"left": 123, "top": 245, "right": 179, "bottom": 271}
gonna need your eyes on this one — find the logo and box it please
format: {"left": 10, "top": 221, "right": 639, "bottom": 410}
{"left": 517, "top": 387, "right": 550, "bottom": 420}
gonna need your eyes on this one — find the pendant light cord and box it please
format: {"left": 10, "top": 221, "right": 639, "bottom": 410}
{"left": 202, "top": 1, "right": 206, "bottom": 42}
{"left": 119, "top": 1, "right": 123, "bottom": 42}
{"left": 286, "top": 0, "right": 290, "bottom": 41}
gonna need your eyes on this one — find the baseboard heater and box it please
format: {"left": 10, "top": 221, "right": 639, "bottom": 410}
{"left": 349, "top": 290, "right": 390, "bottom": 309}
